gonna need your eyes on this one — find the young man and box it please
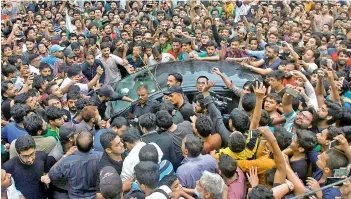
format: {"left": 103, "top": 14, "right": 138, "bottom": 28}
{"left": 264, "top": 93, "right": 282, "bottom": 120}
{"left": 177, "top": 39, "right": 195, "bottom": 61}
{"left": 220, "top": 36, "right": 247, "bottom": 61}
{"left": 167, "top": 37, "right": 182, "bottom": 59}
{"left": 43, "top": 106, "right": 64, "bottom": 141}
{"left": 266, "top": 70, "right": 286, "bottom": 97}
{"left": 218, "top": 154, "right": 246, "bottom": 199}
{"left": 192, "top": 41, "right": 220, "bottom": 61}
{"left": 126, "top": 45, "right": 148, "bottom": 69}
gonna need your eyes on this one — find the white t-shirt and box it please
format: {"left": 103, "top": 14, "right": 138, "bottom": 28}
{"left": 146, "top": 185, "right": 172, "bottom": 199}
{"left": 148, "top": 53, "right": 174, "bottom": 66}
{"left": 60, "top": 77, "right": 89, "bottom": 100}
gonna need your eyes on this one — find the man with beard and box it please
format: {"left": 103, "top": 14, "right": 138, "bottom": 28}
{"left": 41, "top": 45, "right": 65, "bottom": 68}
{"left": 75, "top": 106, "right": 102, "bottom": 136}
{"left": 332, "top": 40, "right": 351, "bottom": 66}
{"left": 131, "top": 85, "right": 157, "bottom": 119}
{"left": 194, "top": 171, "right": 224, "bottom": 199}
{"left": 3, "top": 136, "right": 56, "bottom": 199}
{"left": 96, "top": 131, "right": 126, "bottom": 199}
{"left": 289, "top": 32, "right": 303, "bottom": 48}
{"left": 112, "top": 37, "right": 125, "bottom": 58}
{"left": 97, "top": 42, "right": 133, "bottom": 86}
{"left": 102, "top": 23, "right": 117, "bottom": 41}
{"left": 22, "top": 38, "right": 37, "bottom": 63}
{"left": 336, "top": 49, "right": 351, "bottom": 71}
{"left": 301, "top": 19, "right": 312, "bottom": 32}
{"left": 9, "top": 114, "right": 59, "bottom": 159}
{"left": 242, "top": 44, "right": 281, "bottom": 76}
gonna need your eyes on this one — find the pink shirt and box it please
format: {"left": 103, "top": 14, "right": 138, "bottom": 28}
{"left": 227, "top": 167, "right": 246, "bottom": 199}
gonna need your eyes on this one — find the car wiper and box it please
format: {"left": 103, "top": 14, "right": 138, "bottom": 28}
{"left": 138, "top": 54, "right": 162, "bottom": 91}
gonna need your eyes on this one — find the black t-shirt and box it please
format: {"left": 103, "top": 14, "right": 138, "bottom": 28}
{"left": 178, "top": 102, "right": 195, "bottom": 122}
{"left": 3, "top": 151, "right": 56, "bottom": 199}
{"left": 1, "top": 99, "right": 12, "bottom": 121}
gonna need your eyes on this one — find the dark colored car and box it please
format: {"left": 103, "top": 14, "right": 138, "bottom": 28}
{"left": 108, "top": 60, "right": 262, "bottom": 119}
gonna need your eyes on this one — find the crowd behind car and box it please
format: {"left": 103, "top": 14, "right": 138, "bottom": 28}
{"left": 1, "top": 0, "right": 351, "bottom": 199}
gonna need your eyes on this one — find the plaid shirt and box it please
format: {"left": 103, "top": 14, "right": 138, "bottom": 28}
{"left": 223, "top": 47, "right": 247, "bottom": 59}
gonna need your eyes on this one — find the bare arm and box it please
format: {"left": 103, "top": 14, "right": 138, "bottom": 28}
{"left": 315, "top": 71, "right": 326, "bottom": 107}
{"left": 242, "top": 62, "right": 273, "bottom": 76}
{"left": 87, "top": 67, "right": 103, "bottom": 90}
{"left": 282, "top": 91, "right": 293, "bottom": 115}
{"left": 212, "top": 68, "right": 232, "bottom": 88}
{"left": 250, "top": 83, "right": 266, "bottom": 130}
{"left": 327, "top": 70, "right": 341, "bottom": 104}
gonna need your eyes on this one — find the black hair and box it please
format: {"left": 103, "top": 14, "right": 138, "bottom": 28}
{"left": 248, "top": 185, "right": 274, "bottom": 199}
{"left": 139, "top": 144, "right": 159, "bottom": 164}
{"left": 45, "top": 106, "right": 64, "bottom": 123}
{"left": 296, "top": 129, "right": 317, "bottom": 152}
{"left": 229, "top": 132, "right": 246, "bottom": 153}
{"left": 111, "top": 117, "right": 128, "bottom": 128}
{"left": 15, "top": 135, "right": 36, "bottom": 154}
{"left": 326, "top": 126, "right": 344, "bottom": 143}
{"left": 138, "top": 113, "right": 157, "bottom": 131}
{"left": 156, "top": 110, "right": 173, "bottom": 130}
{"left": 184, "top": 134, "right": 203, "bottom": 157}
{"left": 259, "top": 110, "right": 272, "bottom": 126}
{"left": 76, "top": 131, "right": 94, "bottom": 152}
{"left": 230, "top": 36, "right": 241, "bottom": 43}
{"left": 23, "top": 114, "right": 44, "bottom": 136}
{"left": 266, "top": 93, "right": 282, "bottom": 104}
{"left": 159, "top": 174, "right": 178, "bottom": 187}
{"left": 206, "top": 41, "right": 217, "bottom": 48}
{"left": 266, "top": 70, "right": 285, "bottom": 81}
{"left": 324, "top": 100, "right": 343, "bottom": 124}
{"left": 195, "top": 114, "right": 213, "bottom": 138}
{"left": 100, "top": 130, "right": 118, "bottom": 150}
{"left": 168, "top": 73, "right": 183, "bottom": 84}
{"left": 67, "top": 64, "right": 82, "bottom": 78}
{"left": 39, "top": 62, "right": 51, "bottom": 72}
{"left": 28, "top": 53, "right": 40, "bottom": 64}
{"left": 242, "top": 93, "right": 256, "bottom": 113}
{"left": 33, "top": 75, "right": 46, "bottom": 91}
{"left": 11, "top": 104, "right": 31, "bottom": 123}
{"left": 76, "top": 98, "right": 93, "bottom": 112}
{"left": 264, "top": 167, "right": 277, "bottom": 187}
{"left": 273, "top": 126, "right": 292, "bottom": 150}
{"left": 45, "top": 94, "right": 60, "bottom": 106}
{"left": 158, "top": 100, "right": 176, "bottom": 115}
{"left": 218, "top": 154, "right": 237, "bottom": 178}
{"left": 229, "top": 108, "right": 250, "bottom": 133}
{"left": 134, "top": 161, "right": 160, "bottom": 190}
{"left": 100, "top": 42, "right": 111, "bottom": 50}
{"left": 2, "top": 64, "right": 17, "bottom": 77}
{"left": 325, "top": 148, "right": 349, "bottom": 170}
{"left": 67, "top": 91, "right": 80, "bottom": 101}
{"left": 197, "top": 76, "right": 209, "bottom": 82}
{"left": 195, "top": 94, "right": 205, "bottom": 109}
{"left": 14, "top": 93, "right": 30, "bottom": 104}
{"left": 121, "top": 127, "right": 140, "bottom": 144}
{"left": 45, "top": 81, "right": 58, "bottom": 95}
{"left": 1, "top": 80, "right": 13, "bottom": 97}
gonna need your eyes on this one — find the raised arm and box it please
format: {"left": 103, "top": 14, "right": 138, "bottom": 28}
{"left": 282, "top": 89, "right": 293, "bottom": 115}
{"left": 327, "top": 70, "right": 341, "bottom": 104}
{"left": 87, "top": 66, "right": 103, "bottom": 90}
{"left": 250, "top": 82, "right": 266, "bottom": 130}
{"left": 315, "top": 70, "right": 326, "bottom": 107}
{"left": 241, "top": 62, "right": 273, "bottom": 76}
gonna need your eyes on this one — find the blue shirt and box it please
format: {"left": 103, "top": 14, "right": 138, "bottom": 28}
{"left": 93, "top": 128, "right": 112, "bottom": 152}
{"left": 48, "top": 150, "right": 103, "bottom": 199}
{"left": 313, "top": 170, "right": 342, "bottom": 199}
{"left": 1, "top": 122, "right": 28, "bottom": 144}
{"left": 176, "top": 154, "right": 217, "bottom": 189}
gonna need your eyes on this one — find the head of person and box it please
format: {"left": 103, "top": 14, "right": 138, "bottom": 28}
{"left": 317, "top": 126, "right": 344, "bottom": 147}
{"left": 264, "top": 44, "right": 279, "bottom": 60}
{"left": 100, "top": 130, "right": 125, "bottom": 156}
{"left": 303, "top": 49, "right": 320, "bottom": 63}
{"left": 81, "top": 106, "right": 100, "bottom": 126}
{"left": 23, "top": 114, "right": 47, "bottom": 136}
{"left": 137, "top": 85, "right": 149, "bottom": 105}
{"left": 317, "top": 100, "right": 343, "bottom": 125}
{"left": 155, "top": 110, "right": 173, "bottom": 131}
{"left": 50, "top": 44, "right": 65, "bottom": 58}
{"left": 181, "top": 39, "right": 192, "bottom": 53}
{"left": 76, "top": 131, "right": 94, "bottom": 152}
{"left": 218, "top": 154, "right": 237, "bottom": 179}
{"left": 196, "top": 76, "right": 209, "bottom": 92}
{"left": 139, "top": 144, "right": 159, "bottom": 164}
{"left": 163, "top": 85, "right": 184, "bottom": 106}
{"left": 181, "top": 134, "right": 203, "bottom": 158}
{"left": 120, "top": 127, "right": 141, "bottom": 151}
{"left": 242, "top": 93, "right": 256, "bottom": 113}
{"left": 171, "top": 37, "right": 181, "bottom": 52}
{"left": 266, "top": 70, "right": 284, "bottom": 89}
{"left": 194, "top": 93, "right": 208, "bottom": 114}
{"left": 66, "top": 91, "right": 79, "bottom": 113}
{"left": 15, "top": 135, "right": 37, "bottom": 165}
{"left": 1, "top": 80, "right": 17, "bottom": 99}
{"left": 193, "top": 114, "right": 213, "bottom": 138}
{"left": 205, "top": 41, "right": 217, "bottom": 56}
{"left": 10, "top": 104, "right": 31, "bottom": 124}
{"left": 99, "top": 166, "right": 123, "bottom": 199}
{"left": 194, "top": 171, "right": 225, "bottom": 199}
{"left": 14, "top": 93, "right": 39, "bottom": 111}
{"left": 295, "top": 107, "right": 317, "bottom": 129}
{"left": 1, "top": 169, "right": 12, "bottom": 189}
{"left": 45, "top": 81, "right": 63, "bottom": 98}
{"left": 110, "top": 117, "right": 128, "bottom": 136}
{"left": 228, "top": 108, "right": 250, "bottom": 133}
{"left": 228, "top": 131, "right": 246, "bottom": 153}
{"left": 159, "top": 174, "right": 183, "bottom": 192}
{"left": 33, "top": 75, "right": 47, "bottom": 93}
{"left": 167, "top": 73, "right": 183, "bottom": 88}
{"left": 290, "top": 129, "right": 317, "bottom": 154}
{"left": 338, "top": 49, "right": 351, "bottom": 66}
{"left": 317, "top": 148, "right": 349, "bottom": 176}
{"left": 248, "top": 185, "right": 274, "bottom": 199}
{"left": 59, "top": 123, "right": 79, "bottom": 149}
{"left": 139, "top": 113, "right": 157, "bottom": 134}
{"left": 67, "top": 64, "right": 83, "bottom": 82}
{"left": 101, "top": 42, "right": 111, "bottom": 58}
{"left": 45, "top": 106, "right": 64, "bottom": 128}
{"left": 264, "top": 93, "right": 282, "bottom": 113}
{"left": 39, "top": 63, "right": 52, "bottom": 80}
{"left": 134, "top": 161, "right": 160, "bottom": 195}
{"left": 98, "top": 84, "right": 118, "bottom": 103}
{"left": 230, "top": 36, "right": 241, "bottom": 51}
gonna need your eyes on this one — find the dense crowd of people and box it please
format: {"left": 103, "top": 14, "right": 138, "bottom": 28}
{"left": 1, "top": 0, "right": 351, "bottom": 199}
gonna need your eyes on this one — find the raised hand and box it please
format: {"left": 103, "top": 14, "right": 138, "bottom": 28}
{"left": 253, "top": 81, "right": 266, "bottom": 99}
{"left": 203, "top": 80, "right": 216, "bottom": 93}
{"left": 211, "top": 67, "right": 222, "bottom": 75}
{"left": 246, "top": 167, "right": 259, "bottom": 188}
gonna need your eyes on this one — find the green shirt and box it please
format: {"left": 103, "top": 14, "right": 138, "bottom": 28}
{"left": 161, "top": 42, "right": 172, "bottom": 53}
{"left": 197, "top": 52, "right": 219, "bottom": 58}
{"left": 43, "top": 126, "right": 59, "bottom": 142}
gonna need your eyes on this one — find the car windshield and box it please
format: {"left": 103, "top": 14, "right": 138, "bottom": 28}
{"left": 110, "top": 60, "right": 260, "bottom": 115}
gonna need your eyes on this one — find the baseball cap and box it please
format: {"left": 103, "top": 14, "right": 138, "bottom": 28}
{"left": 71, "top": 42, "right": 80, "bottom": 51}
{"left": 163, "top": 85, "right": 183, "bottom": 95}
{"left": 50, "top": 44, "right": 65, "bottom": 54}
{"left": 265, "top": 43, "right": 279, "bottom": 54}
{"left": 59, "top": 123, "right": 77, "bottom": 141}
{"left": 99, "top": 85, "right": 119, "bottom": 99}
{"left": 100, "top": 166, "right": 123, "bottom": 199}
{"left": 64, "top": 49, "right": 75, "bottom": 58}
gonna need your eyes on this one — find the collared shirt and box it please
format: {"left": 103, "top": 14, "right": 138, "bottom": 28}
{"left": 176, "top": 154, "right": 217, "bottom": 189}
{"left": 131, "top": 100, "right": 157, "bottom": 118}
{"left": 81, "top": 59, "right": 105, "bottom": 83}
{"left": 96, "top": 54, "right": 124, "bottom": 85}
{"left": 49, "top": 150, "right": 103, "bottom": 199}
{"left": 223, "top": 48, "right": 247, "bottom": 59}
{"left": 227, "top": 167, "right": 246, "bottom": 199}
